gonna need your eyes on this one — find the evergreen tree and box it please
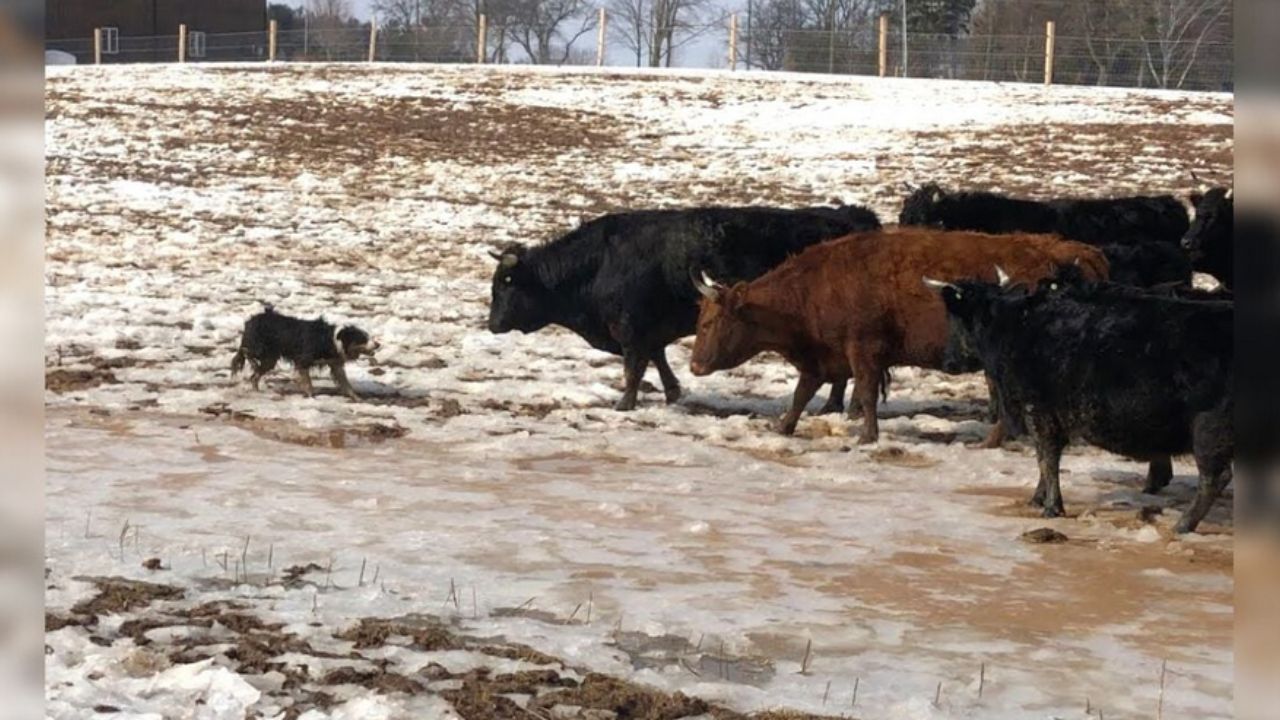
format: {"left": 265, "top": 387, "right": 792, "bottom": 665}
{"left": 907, "top": 0, "right": 976, "bottom": 36}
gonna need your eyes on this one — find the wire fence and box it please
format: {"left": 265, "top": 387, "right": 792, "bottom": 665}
{"left": 751, "top": 27, "right": 1230, "bottom": 90}
{"left": 46, "top": 19, "right": 1233, "bottom": 93}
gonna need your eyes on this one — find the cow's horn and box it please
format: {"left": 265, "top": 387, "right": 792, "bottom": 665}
{"left": 995, "top": 265, "right": 1011, "bottom": 287}
{"left": 1181, "top": 195, "right": 1198, "bottom": 221}
{"left": 922, "top": 276, "right": 955, "bottom": 291}
{"left": 1225, "top": 188, "right": 1233, "bottom": 200}
{"left": 488, "top": 249, "right": 503, "bottom": 260}
{"left": 1190, "top": 170, "right": 1201, "bottom": 185}
{"left": 499, "top": 253, "right": 519, "bottom": 268}
{"left": 701, "top": 271, "right": 726, "bottom": 290}
{"left": 903, "top": 181, "right": 917, "bottom": 192}
{"left": 693, "top": 271, "right": 719, "bottom": 299}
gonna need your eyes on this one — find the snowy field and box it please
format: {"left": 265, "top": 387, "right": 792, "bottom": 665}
{"left": 45, "top": 63, "right": 1234, "bottom": 719}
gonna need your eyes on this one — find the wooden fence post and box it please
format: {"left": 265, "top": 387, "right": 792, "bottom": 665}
{"left": 1044, "top": 20, "right": 1056, "bottom": 85}
{"left": 878, "top": 13, "right": 888, "bottom": 77}
{"left": 476, "top": 14, "right": 487, "bottom": 64}
{"left": 368, "top": 20, "right": 378, "bottom": 62}
{"left": 728, "top": 14, "right": 738, "bottom": 70}
{"left": 93, "top": 27, "right": 102, "bottom": 65}
{"left": 596, "top": 8, "right": 606, "bottom": 66}
{"left": 178, "top": 23, "right": 187, "bottom": 62}
{"left": 268, "top": 19, "right": 278, "bottom": 62}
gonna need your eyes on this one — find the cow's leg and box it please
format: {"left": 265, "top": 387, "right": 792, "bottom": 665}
{"left": 1176, "top": 407, "right": 1233, "bottom": 533}
{"left": 984, "top": 378, "right": 1000, "bottom": 424}
{"left": 1033, "top": 428, "right": 1067, "bottom": 518}
{"left": 818, "top": 378, "right": 847, "bottom": 415}
{"left": 978, "top": 379, "right": 1024, "bottom": 448}
{"left": 615, "top": 350, "right": 650, "bottom": 411}
{"left": 296, "top": 365, "right": 315, "bottom": 398}
{"left": 778, "top": 372, "right": 822, "bottom": 436}
{"left": 978, "top": 419, "right": 1006, "bottom": 449}
{"left": 330, "top": 362, "right": 359, "bottom": 401}
{"left": 650, "top": 348, "right": 682, "bottom": 405}
{"left": 848, "top": 354, "right": 883, "bottom": 444}
{"left": 1143, "top": 456, "right": 1173, "bottom": 494}
{"left": 1177, "top": 464, "right": 1232, "bottom": 534}
{"left": 250, "top": 356, "right": 276, "bottom": 391}
{"left": 977, "top": 378, "right": 1005, "bottom": 448}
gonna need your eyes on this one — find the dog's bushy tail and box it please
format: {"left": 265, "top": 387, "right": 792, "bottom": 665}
{"left": 230, "top": 348, "right": 246, "bottom": 376}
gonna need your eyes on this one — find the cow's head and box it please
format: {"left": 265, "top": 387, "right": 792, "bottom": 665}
{"left": 898, "top": 182, "right": 947, "bottom": 227}
{"left": 336, "top": 325, "right": 379, "bottom": 360}
{"left": 690, "top": 273, "right": 770, "bottom": 376}
{"left": 488, "top": 244, "right": 549, "bottom": 334}
{"left": 1181, "top": 187, "right": 1233, "bottom": 257}
{"left": 923, "top": 273, "right": 1006, "bottom": 375}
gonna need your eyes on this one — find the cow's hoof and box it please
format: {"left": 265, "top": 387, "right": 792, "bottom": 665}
{"left": 817, "top": 402, "right": 844, "bottom": 415}
{"left": 664, "top": 387, "right": 683, "bottom": 404}
{"left": 614, "top": 397, "right": 637, "bottom": 411}
{"left": 1143, "top": 474, "right": 1172, "bottom": 495}
{"left": 1041, "top": 505, "right": 1064, "bottom": 519}
{"left": 1028, "top": 494, "right": 1045, "bottom": 508}
{"left": 774, "top": 420, "right": 797, "bottom": 436}
{"left": 1174, "top": 518, "right": 1197, "bottom": 534}
{"left": 975, "top": 433, "right": 1004, "bottom": 449}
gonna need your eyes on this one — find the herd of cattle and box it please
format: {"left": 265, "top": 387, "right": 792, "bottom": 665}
{"left": 484, "top": 182, "right": 1235, "bottom": 534}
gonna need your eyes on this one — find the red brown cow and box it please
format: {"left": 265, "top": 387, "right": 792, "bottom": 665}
{"left": 689, "top": 227, "right": 1109, "bottom": 443}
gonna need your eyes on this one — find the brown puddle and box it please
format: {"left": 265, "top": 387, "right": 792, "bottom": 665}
{"left": 798, "top": 536, "right": 1230, "bottom": 666}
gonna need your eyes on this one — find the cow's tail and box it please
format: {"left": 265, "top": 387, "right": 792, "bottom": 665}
{"left": 880, "top": 369, "right": 892, "bottom": 402}
{"left": 230, "top": 348, "right": 246, "bottom": 376}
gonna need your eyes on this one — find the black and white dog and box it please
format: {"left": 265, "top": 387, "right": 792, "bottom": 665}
{"left": 230, "top": 305, "right": 378, "bottom": 400}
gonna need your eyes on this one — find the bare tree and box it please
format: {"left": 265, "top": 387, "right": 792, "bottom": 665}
{"left": 505, "top": 0, "right": 598, "bottom": 64}
{"left": 746, "top": 0, "right": 809, "bottom": 70}
{"left": 1127, "top": 0, "right": 1231, "bottom": 89}
{"left": 308, "top": 0, "right": 353, "bottom": 22}
{"left": 306, "top": 0, "right": 359, "bottom": 58}
{"left": 607, "top": 0, "right": 714, "bottom": 67}
{"left": 451, "top": 0, "right": 520, "bottom": 62}
{"left": 373, "top": 0, "right": 424, "bottom": 28}
{"left": 649, "top": 0, "right": 717, "bottom": 67}
{"left": 967, "top": 0, "right": 1048, "bottom": 83}
{"left": 607, "top": 0, "right": 648, "bottom": 66}
{"left": 1072, "top": 0, "right": 1137, "bottom": 86}
{"left": 372, "top": 0, "right": 473, "bottom": 60}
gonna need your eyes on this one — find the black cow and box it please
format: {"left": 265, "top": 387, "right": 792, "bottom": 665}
{"left": 935, "top": 269, "right": 1233, "bottom": 533}
{"left": 488, "top": 205, "right": 881, "bottom": 410}
{"left": 1098, "top": 242, "right": 1192, "bottom": 287}
{"left": 1183, "top": 187, "right": 1233, "bottom": 289}
{"left": 899, "top": 183, "right": 1192, "bottom": 286}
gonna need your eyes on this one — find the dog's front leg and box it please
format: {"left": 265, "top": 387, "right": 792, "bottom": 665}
{"left": 296, "top": 365, "right": 315, "bottom": 398}
{"left": 330, "top": 362, "right": 359, "bottom": 401}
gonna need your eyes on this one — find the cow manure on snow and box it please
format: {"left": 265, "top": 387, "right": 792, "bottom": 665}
{"left": 1021, "top": 527, "right": 1070, "bottom": 544}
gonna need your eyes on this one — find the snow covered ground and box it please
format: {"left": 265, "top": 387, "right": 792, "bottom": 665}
{"left": 45, "top": 63, "right": 1234, "bottom": 719}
